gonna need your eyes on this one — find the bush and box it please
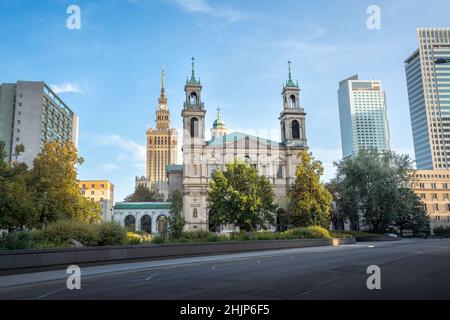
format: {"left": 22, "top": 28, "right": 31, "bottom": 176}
{"left": 434, "top": 226, "right": 450, "bottom": 238}
{"left": 95, "top": 222, "right": 127, "bottom": 246}
{"left": 179, "top": 231, "right": 212, "bottom": 243}
{"left": 152, "top": 235, "right": 166, "bottom": 244}
{"left": 0, "top": 231, "right": 32, "bottom": 250}
{"left": 287, "top": 226, "right": 331, "bottom": 239}
{"left": 43, "top": 220, "right": 99, "bottom": 246}
{"left": 126, "top": 231, "right": 152, "bottom": 245}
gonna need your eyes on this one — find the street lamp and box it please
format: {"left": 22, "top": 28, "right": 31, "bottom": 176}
{"left": 435, "top": 58, "right": 450, "bottom": 64}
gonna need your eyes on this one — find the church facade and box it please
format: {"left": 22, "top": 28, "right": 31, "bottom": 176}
{"left": 169, "top": 59, "right": 308, "bottom": 231}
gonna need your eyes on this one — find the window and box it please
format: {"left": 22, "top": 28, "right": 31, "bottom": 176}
{"left": 91, "top": 184, "right": 95, "bottom": 188}
{"left": 82, "top": 184, "right": 86, "bottom": 189}
{"left": 193, "top": 209, "right": 198, "bottom": 218}
{"left": 190, "top": 117, "right": 199, "bottom": 138}
{"left": 434, "top": 204, "right": 440, "bottom": 212}
{"left": 433, "top": 193, "right": 438, "bottom": 200}
{"left": 419, "top": 183, "right": 425, "bottom": 189}
{"left": 281, "top": 122, "right": 286, "bottom": 141}
{"left": 447, "top": 204, "right": 450, "bottom": 211}
{"left": 91, "top": 191, "right": 94, "bottom": 195}
{"left": 292, "top": 120, "right": 300, "bottom": 139}
{"left": 190, "top": 92, "right": 198, "bottom": 105}
{"left": 289, "top": 95, "right": 296, "bottom": 108}
{"left": 432, "top": 183, "right": 437, "bottom": 189}
{"left": 444, "top": 183, "right": 449, "bottom": 189}
{"left": 277, "top": 165, "right": 283, "bottom": 179}
{"left": 101, "top": 184, "right": 105, "bottom": 188}
{"left": 436, "top": 216, "right": 441, "bottom": 222}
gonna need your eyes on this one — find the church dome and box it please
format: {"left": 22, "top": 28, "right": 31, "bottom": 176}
{"left": 213, "top": 117, "right": 225, "bottom": 129}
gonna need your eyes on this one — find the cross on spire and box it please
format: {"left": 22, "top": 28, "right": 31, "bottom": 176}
{"left": 288, "top": 60, "right": 292, "bottom": 81}
{"left": 216, "top": 107, "right": 221, "bottom": 119}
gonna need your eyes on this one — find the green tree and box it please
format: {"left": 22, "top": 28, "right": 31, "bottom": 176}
{"left": 332, "top": 149, "right": 427, "bottom": 234}
{"left": 167, "top": 189, "right": 185, "bottom": 239}
{"left": 0, "top": 142, "right": 38, "bottom": 231}
{"left": 31, "top": 141, "right": 101, "bottom": 226}
{"left": 208, "top": 160, "right": 276, "bottom": 231}
{"left": 287, "top": 151, "right": 332, "bottom": 228}
{"left": 125, "top": 184, "right": 164, "bottom": 202}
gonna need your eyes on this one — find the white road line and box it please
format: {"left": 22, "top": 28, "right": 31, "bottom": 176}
{"left": 145, "top": 273, "right": 159, "bottom": 281}
{"left": 29, "top": 287, "right": 67, "bottom": 300}
{"left": 212, "top": 265, "right": 217, "bottom": 270}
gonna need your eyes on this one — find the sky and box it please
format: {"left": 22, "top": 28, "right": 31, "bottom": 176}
{"left": 1, "top": 0, "right": 450, "bottom": 201}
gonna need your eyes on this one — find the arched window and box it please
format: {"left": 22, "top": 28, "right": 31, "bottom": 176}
{"left": 277, "top": 165, "right": 283, "bottom": 179}
{"left": 193, "top": 209, "right": 198, "bottom": 218}
{"left": 190, "top": 117, "right": 199, "bottom": 138}
{"left": 292, "top": 120, "right": 300, "bottom": 139}
{"left": 124, "top": 215, "right": 136, "bottom": 231}
{"left": 141, "top": 215, "right": 152, "bottom": 234}
{"left": 290, "top": 95, "right": 296, "bottom": 108}
{"left": 245, "top": 136, "right": 250, "bottom": 149}
{"left": 190, "top": 92, "right": 198, "bottom": 105}
{"left": 281, "top": 122, "right": 286, "bottom": 141}
{"left": 245, "top": 155, "right": 251, "bottom": 166}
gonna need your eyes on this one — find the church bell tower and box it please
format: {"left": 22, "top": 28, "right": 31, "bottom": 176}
{"left": 279, "top": 61, "right": 308, "bottom": 149}
{"left": 181, "top": 58, "right": 208, "bottom": 231}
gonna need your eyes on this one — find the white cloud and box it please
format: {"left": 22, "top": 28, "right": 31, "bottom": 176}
{"left": 91, "top": 134, "right": 146, "bottom": 163}
{"left": 174, "top": 0, "right": 245, "bottom": 22}
{"left": 101, "top": 163, "right": 119, "bottom": 173}
{"left": 50, "top": 82, "right": 85, "bottom": 94}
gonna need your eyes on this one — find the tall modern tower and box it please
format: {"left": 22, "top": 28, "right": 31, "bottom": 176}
{"left": 146, "top": 66, "right": 178, "bottom": 184}
{"left": 405, "top": 28, "right": 450, "bottom": 170}
{"left": 0, "top": 81, "right": 78, "bottom": 167}
{"left": 338, "top": 75, "right": 390, "bottom": 158}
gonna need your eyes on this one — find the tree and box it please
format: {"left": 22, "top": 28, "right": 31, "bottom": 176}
{"left": 0, "top": 142, "right": 38, "bottom": 231}
{"left": 287, "top": 151, "right": 332, "bottom": 228}
{"left": 208, "top": 160, "right": 276, "bottom": 231}
{"left": 167, "top": 189, "right": 185, "bottom": 239}
{"left": 331, "top": 149, "right": 427, "bottom": 234}
{"left": 125, "top": 184, "right": 164, "bottom": 202}
{"left": 31, "top": 141, "right": 101, "bottom": 225}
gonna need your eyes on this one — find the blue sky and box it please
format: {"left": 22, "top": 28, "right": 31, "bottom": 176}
{"left": 1, "top": 0, "right": 449, "bottom": 201}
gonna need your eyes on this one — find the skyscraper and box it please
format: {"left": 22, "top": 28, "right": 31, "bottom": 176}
{"left": 146, "top": 66, "right": 178, "bottom": 185}
{"left": 405, "top": 28, "right": 450, "bottom": 170}
{"left": 0, "top": 81, "right": 78, "bottom": 166}
{"left": 338, "top": 75, "right": 390, "bottom": 158}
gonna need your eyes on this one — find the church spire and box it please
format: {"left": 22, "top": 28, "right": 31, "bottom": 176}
{"left": 285, "top": 60, "right": 298, "bottom": 87}
{"left": 161, "top": 65, "right": 166, "bottom": 98}
{"left": 187, "top": 57, "right": 200, "bottom": 84}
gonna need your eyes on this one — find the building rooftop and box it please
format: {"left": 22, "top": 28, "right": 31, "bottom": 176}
{"left": 114, "top": 202, "right": 171, "bottom": 210}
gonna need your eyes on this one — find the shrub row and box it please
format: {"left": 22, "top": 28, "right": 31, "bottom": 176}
{"left": 153, "top": 226, "right": 332, "bottom": 244}
{"left": 0, "top": 220, "right": 128, "bottom": 250}
{"left": 433, "top": 226, "right": 450, "bottom": 238}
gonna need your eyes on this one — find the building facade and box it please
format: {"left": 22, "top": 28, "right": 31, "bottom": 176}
{"left": 412, "top": 170, "right": 450, "bottom": 230}
{"left": 113, "top": 202, "right": 170, "bottom": 234}
{"left": 79, "top": 180, "right": 115, "bottom": 221}
{"left": 171, "top": 59, "right": 308, "bottom": 231}
{"left": 146, "top": 67, "right": 178, "bottom": 186}
{"left": 0, "top": 81, "right": 78, "bottom": 166}
{"left": 338, "top": 75, "right": 390, "bottom": 158}
{"left": 405, "top": 28, "right": 450, "bottom": 169}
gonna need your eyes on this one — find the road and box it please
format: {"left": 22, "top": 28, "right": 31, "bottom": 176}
{"left": 0, "top": 239, "right": 449, "bottom": 300}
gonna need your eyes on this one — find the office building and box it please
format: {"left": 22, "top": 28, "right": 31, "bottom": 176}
{"left": 405, "top": 28, "right": 450, "bottom": 169}
{"left": 338, "top": 75, "right": 390, "bottom": 158}
{"left": 0, "top": 81, "right": 78, "bottom": 166}
{"left": 79, "top": 180, "right": 115, "bottom": 221}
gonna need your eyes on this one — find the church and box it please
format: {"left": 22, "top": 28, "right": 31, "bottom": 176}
{"left": 168, "top": 59, "right": 309, "bottom": 231}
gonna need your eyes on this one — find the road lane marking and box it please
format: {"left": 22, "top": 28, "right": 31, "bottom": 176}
{"left": 145, "top": 273, "right": 159, "bottom": 281}
{"left": 212, "top": 265, "right": 217, "bottom": 270}
{"left": 29, "top": 287, "right": 66, "bottom": 300}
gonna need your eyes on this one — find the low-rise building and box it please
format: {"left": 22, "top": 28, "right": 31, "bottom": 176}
{"left": 413, "top": 170, "right": 450, "bottom": 230}
{"left": 79, "top": 180, "right": 115, "bottom": 221}
{"left": 113, "top": 202, "right": 170, "bottom": 234}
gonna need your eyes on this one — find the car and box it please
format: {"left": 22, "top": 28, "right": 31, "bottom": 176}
{"left": 384, "top": 233, "right": 398, "bottom": 238}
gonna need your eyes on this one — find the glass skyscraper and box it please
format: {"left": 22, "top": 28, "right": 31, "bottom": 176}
{"left": 405, "top": 28, "right": 450, "bottom": 170}
{"left": 338, "top": 75, "right": 390, "bottom": 158}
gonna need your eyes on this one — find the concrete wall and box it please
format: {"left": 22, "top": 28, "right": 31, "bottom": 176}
{"left": 0, "top": 238, "right": 355, "bottom": 274}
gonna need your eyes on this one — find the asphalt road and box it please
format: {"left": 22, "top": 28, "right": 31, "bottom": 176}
{"left": 0, "top": 239, "right": 449, "bottom": 300}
